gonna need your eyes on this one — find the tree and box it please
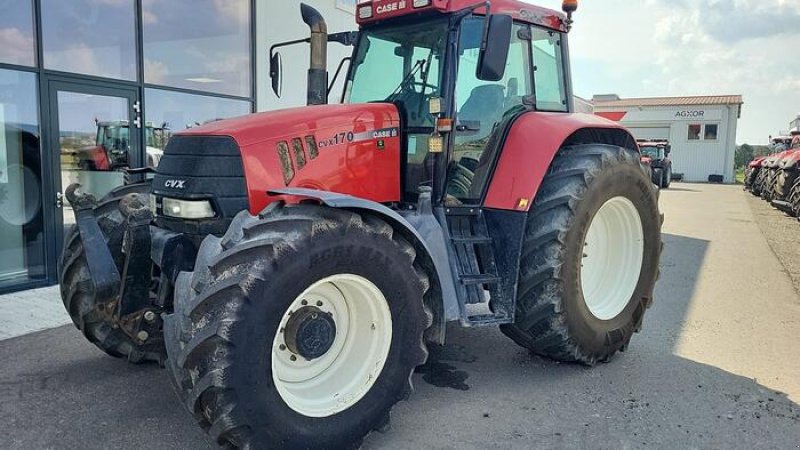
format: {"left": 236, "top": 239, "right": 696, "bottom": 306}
{"left": 735, "top": 143, "right": 754, "bottom": 168}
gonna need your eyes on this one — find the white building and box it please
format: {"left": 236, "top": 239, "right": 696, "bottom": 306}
{"left": 593, "top": 94, "right": 743, "bottom": 183}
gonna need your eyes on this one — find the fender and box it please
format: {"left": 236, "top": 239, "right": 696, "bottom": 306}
{"left": 484, "top": 112, "right": 637, "bottom": 211}
{"left": 267, "top": 187, "right": 459, "bottom": 345}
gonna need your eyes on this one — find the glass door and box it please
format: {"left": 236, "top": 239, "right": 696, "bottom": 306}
{"left": 47, "top": 80, "right": 140, "bottom": 254}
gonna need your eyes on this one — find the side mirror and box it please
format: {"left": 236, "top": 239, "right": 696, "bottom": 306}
{"left": 477, "top": 14, "right": 513, "bottom": 81}
{"left": 270, "top": 52, "right": 283, "bottom": 97}
{"left": 665, "top": 145, "right": 672, "bottom": 155}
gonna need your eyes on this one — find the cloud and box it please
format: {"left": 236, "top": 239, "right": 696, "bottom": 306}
{"left": 651, "top": 0, "right": 800, "bottom": 44}
{"left": 530, "top": 0, "right": 800, "bottom": 143}
{"left": 0, "top": 28, "right": 34, "bottom": 65}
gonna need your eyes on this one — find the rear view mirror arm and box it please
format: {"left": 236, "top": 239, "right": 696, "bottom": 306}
{"left": 328, "top": 57, "right": 353, "bottom": 96}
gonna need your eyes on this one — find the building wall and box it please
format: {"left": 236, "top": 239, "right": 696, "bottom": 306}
{"left": 256, "top": 0, "right": 356, "bottom": 111}
{"left": 595, "top": 104, "right": 738, "bottom": 183}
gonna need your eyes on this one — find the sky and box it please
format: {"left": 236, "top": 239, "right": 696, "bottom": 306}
{"left": 530, "top": 0, "right": 800, "bottom": 145}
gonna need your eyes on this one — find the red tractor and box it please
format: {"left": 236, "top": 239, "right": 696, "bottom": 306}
{"left": 770, "top": 134, "right": 800, "bottom": 213}
{"left": 59, "top": 1, "right": 662, "bottom": 448}
{"left": 751, "top": 136, "right": 794, "bottom": 197}
{"left": 638, "top": 140, "right": 672, "bottom": 188}
{"left": 72, "top": 120, "right": 167, "bottom": 171}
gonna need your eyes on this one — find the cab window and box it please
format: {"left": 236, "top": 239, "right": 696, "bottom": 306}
{"left": 532, "top": 28, "right": 567, "bottom": 112}
{"left": 447, "top": 18, "right": 533, "bottom": 203}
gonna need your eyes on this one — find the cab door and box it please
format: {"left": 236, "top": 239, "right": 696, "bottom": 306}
{"left": 445, "top": 18, "right": 534, "bottom": 205}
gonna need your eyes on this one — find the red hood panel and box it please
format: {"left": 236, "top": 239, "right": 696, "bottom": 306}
{"left": 180, "top": 103, "right": 403, "bottom": 214}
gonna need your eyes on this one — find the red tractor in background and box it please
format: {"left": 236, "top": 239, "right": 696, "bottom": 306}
{"left": 72, "top": 120, "right": 167, "bottom": 171}
{"left": 59, "top": 1, "right": 662, "bottom": 447}
{"left": 769, "top": 134, "right": 800, "bottom": 214}
{"left": 760, "top": 133, "right": 800, "bottom": 203}
{"left": 749, "top": 135, "right": 794, "bottom": 197}
{"left": 638, "top": 140, "right": 672, "bottom": 188}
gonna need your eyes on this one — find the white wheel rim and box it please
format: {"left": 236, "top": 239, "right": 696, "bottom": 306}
{"left": 580, "top": 196, "right": 645, "bottom": 321}
{"left": 272, "top": 274, "right": 392, "bottom": 417}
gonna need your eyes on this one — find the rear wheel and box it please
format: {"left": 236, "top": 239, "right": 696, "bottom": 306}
{"left": 163, "top": 205, "right": 432, "bottom": 448}
{"left": 58, "top": 182, "right": 166, "bottom": 364}
{"left": 501, "top": 145, "right": 662, "bottom": 365}
{"left": 790, "top": 176, "right": 800, "bottom": 217}
{"left": 652, "top": 168, "right": 663, "bottom": 188}
{"left": 663, "top": 166, "right": 672, "bottom": 188}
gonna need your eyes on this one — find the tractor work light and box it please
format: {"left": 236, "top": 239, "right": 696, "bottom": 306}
{"left": 161, "top": 197, "right": 216, "bottom": 219}
{"left": 428, "top": 135, "right": 444, "bottom": 153}
{"left": 413, "top": 0, "right": 431, "bottom": 7}
{"left": 358, "top": 4, "right": 373, "bottom": 19}
{"left": 562, "top": 0, "right": 578, "bottom": 13}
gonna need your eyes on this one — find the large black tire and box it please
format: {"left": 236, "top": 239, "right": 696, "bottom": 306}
{"left": 789, "top": 176, "right": 800, "bottom": 218}
{"left": 752, "top": 169, "right": 767, "bottom": 196}
{"left": 663, "top": 166, "right": 672, "bottom": 188}
{"left": 762, "top": 169, "right": 778, "bottom": 202}
{"left": 501, "top": 145, "right": 662, "bottom": 365}
{"left": 163, "top": 204, "right": 432, "bottom": 449}
{"left": 651, "top": 168, "right": 663, "bottom": 188}
{"left": 59, "top": 182, "right": 166, "bottom": 364}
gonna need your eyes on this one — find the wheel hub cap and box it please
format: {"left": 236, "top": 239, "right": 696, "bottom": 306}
{"left": 284, "top": 306, "right": 337, "bottom": 360}
{"left": 580, "top": 196, "right": 645, "bottom": 321}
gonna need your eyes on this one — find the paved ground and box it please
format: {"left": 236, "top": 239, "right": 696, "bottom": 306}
{"left": 1, "top": 183, "right": 799, "bottom": 449}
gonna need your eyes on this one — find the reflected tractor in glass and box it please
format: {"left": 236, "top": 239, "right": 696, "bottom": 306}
{"left": 59, "top": 1, "right": 663, "bottom": 448}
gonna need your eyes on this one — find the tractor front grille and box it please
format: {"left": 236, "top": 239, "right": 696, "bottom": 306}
{"left": 152, "top": 135, "right": 248, "bottom": 235}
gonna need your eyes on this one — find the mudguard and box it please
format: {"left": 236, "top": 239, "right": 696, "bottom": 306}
{"left": 267, "top": 187, "right": 460, "bottom": 344}
{"left": 484, "top": 112, "right": 638, "bottom": 211}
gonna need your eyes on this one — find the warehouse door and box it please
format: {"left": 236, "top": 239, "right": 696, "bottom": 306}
{"left": 629, "top": 127, "right": 670, "bottom": 141}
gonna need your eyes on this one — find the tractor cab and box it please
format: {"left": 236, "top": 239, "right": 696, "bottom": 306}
{"left": 272, "top": 0, "right": 573, "bottom": 207}
{"left": 637, "top": 140, "right": 672, "bottom": 188}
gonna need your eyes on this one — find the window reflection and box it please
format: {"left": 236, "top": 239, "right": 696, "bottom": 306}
{"left": 143, "top": 0, "right": 251, "bottom": 97}
{"left": 144, "top": 88, "right": 251, "bottom": 167}
{"left": 41, "top": 0, "right": 137, "bottom": 80}
{"left": 0, "top": 69, "right": 45, "bottom": 287}
{"left": 0, "top": 0, "right": 36, "bottom": 67}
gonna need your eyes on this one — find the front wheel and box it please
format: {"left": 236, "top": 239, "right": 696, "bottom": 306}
{"left": 663, "top": 166, "right": 672, "bottom": 188}
{"left": 164, "top": 205, "right": 432, "bottom": 449}
{"left": 501, "top": 144, "right": 662, "bottom": 365}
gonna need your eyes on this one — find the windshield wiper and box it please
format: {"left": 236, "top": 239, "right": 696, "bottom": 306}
{"left": 385, "top": 59, "right": 426, "bottom": 102}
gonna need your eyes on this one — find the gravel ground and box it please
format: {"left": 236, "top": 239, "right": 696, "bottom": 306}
{"left": 744, "top": 189, "right": 800, "bottom": 293}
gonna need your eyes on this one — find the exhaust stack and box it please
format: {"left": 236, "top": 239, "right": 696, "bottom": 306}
{"left": 301, "top": 4, "right": 328, "bottom": 106}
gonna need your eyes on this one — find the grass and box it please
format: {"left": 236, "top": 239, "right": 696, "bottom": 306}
{"left": 735, "top": 167, "right": 745, "bottom": 184}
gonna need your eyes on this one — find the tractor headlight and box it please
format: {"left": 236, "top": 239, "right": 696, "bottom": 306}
{"left": 161, "top": 197, "right": 216, "bottom": 219}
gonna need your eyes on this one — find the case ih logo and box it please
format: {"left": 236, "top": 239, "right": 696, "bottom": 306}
{"left": 675, "top": 110, "right": 705, "bottom": 118}
{"left": 376, "top": 1, "right": 406, "bottom": 14}
{"left": 164, "top": 179, "right": 187, "bottom": 189}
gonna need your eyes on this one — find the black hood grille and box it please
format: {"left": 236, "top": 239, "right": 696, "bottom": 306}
{"left": 152, "top": 135, "right": 249, "bottom": 223}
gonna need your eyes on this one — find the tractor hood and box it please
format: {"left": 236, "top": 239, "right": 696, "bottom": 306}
{"left": 171, "top": 103, "right": 403, "bottom": 215}
{"left": 779, "top": 149, "right": 800, "bottom": 170}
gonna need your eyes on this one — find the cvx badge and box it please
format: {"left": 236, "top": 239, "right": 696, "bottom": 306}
{"left": 164, "top": 179, "right": 187, "bottom": 189}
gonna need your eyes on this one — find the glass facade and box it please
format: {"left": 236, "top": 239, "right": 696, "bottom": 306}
{"left": 144, "top": 88, "right": 251, "bottom": 166}
{"left": 41, "top": 0, "right": 138, "bottom": 80}
{"left": 143, "top": 0, "right": 251, "bottom": 97}
{"left": 0, "top": 1, "right": 254, "bottom": 293}
{"left": 0, "top": 69, "right": 46, "bottom": 288}
{"left": 0, "top": 0, "right": 36, "bottom": 67}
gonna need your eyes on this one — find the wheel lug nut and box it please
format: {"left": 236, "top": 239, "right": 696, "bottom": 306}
{"left": 290, "top": 355, "right": 297, "bottom": 361}
{"left": 279, "top": 344, "right": 286, "bottom": 351}
{"left": 301, "top": 300, "right": 308, "bottom": 306}
{"left": 137, "top": 330, "right": 149, "bottom": 341}
{"left": 144, "top": 311, "right": 156, "bottom": 322}
{"left": 316, "top": 300, "right": 323, "bottom": 307}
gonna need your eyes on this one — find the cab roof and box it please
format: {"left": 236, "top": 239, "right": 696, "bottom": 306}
{"left": 357, "top": 0, "right": 568, "bottom": 32}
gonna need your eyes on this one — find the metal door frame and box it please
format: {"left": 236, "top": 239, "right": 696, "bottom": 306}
{"left": 41, "top": 75, "right": 141, "bottom": 284}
